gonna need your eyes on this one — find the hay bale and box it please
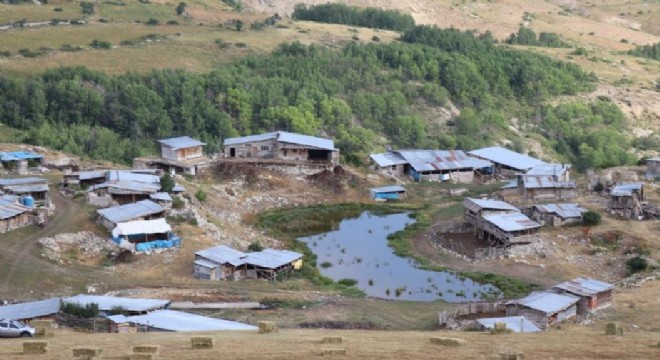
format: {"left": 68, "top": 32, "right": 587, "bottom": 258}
{"left": 23, "top": 341, "right": 48, "bottom": 355}
{"left": 191, "top": 337, "right": 214, "bottom": 349}
{"left": 429, "top": 337, "right": 467, "bottom": 347}
{"left": 494, "top": 323, "right": 507, "bottom": 331}
{"left": 31, "top": 320, "right": 54, "bottom": 329}
{"left": 258, "top": 321, "right": 278, "bottom": 334}
{"left": 133, "top": 345, "right": 159, "bottom": 354}
{"left": 130, "top": 354, "right": 155, "bottom": 360}
{"left": 605, "top": 322, "right": 623, "bottom": 335}
{"left": 34, "top": 327, "right": 46, "bottom": 337}
{"left": 72, "top": 347, "right": 103, "bottom": 358}
{"left": 321, "top": 337, "right": 343, "bottom": 344}
{"left": 321, "top": 348, "right": 346, "bottom": 356}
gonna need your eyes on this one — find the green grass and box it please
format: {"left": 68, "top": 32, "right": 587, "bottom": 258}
{"left": 97, "top": 2, "right": 179, "bottom": 23}
{"left": 457, "top": 271, "right": 542, "bottom": 299}
{"left": 0, "top": 3, "right": 82, "bottom": 24}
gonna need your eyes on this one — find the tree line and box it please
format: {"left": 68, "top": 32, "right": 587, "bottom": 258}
{"left": 292, "top": 3, "right": 415, "bottom": 32}
{"left": 0, "top": 26, "right": 634, "bottom": 169}
{"left": 627, "top": 42, "right": 660, "bottom": 61}
{"left": 505, "top": 26, "right": 571, "bottom": 48}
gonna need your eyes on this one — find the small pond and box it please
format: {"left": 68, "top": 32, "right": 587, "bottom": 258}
{"left": 298, "top": 211, "right": 498, "bottom": 302}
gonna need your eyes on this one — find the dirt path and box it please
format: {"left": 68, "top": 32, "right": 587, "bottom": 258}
{"left": 0, "top": 189, "right": 89, "bottom": 297}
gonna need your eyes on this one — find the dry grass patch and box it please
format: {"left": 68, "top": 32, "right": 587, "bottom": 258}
{"left": 22, "top": 341, "right": 48, "bottom": 355}
{"left": 429, "top": 337, "right": 467, "bottom": 347}
{"left": 190, "top": 337, "right": 214, "bottom": 349}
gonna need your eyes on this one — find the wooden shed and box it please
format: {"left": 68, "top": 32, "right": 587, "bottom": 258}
{"left": 610, "top": 182, "right": 644, "bottom": 219}
{"left": 0, "top": 195, "right": 35, "bottom": 233}
{"left": 194, "top": 245, "right": 303, "bottom": 281}
{"left": 463, "top": 198, "right": 519, "bottom": 228}
{"left": 551, "top": 277, "right": 614, "bottom": 315}
{"left": 370, "top": 185, "right": 406, "bottom": 201}
{"left": 506, "top": 291, "right": 579, "bottom": 330}
{"left": 529, "top": 203, "right": 587, "bottom": 227}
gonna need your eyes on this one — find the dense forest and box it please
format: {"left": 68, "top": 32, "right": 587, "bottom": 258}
{"left": 292, "top": 3, "right": 415, "bottom": 32}
{"left": 0, "top": 25, "right": 635, "bottom": 169}
{"left": 627, "top": 42, "right": 660, "bottom": 61}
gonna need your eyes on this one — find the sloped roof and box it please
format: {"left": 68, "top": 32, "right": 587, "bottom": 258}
{"left": 196, "top": 245, "right": 246, "bottom": 265}
{"left": 0, "top": 298, "right": 61, "bottom": 320}
{"left": 193, "top": 259, "right": 219, "bottom": 269}
{"left": 463, "top": 198, "right": 519, "bottom": 212}
{"left": 397, "top": 150, "right": 492, "bottom": 172}
{"left": 611, "top": 183, "right": 644, "bottom": 197}
{"left": 63, "top": 295, "right": 170, "bottom": 312}
{"left": 468, "top": 146, "right": 545, "bottom": 171}
{"left": 150, "top": 192, "right": 173, "bottom": 202}
{"left": 525, "top": 164, "right": 570, "bottom": 176}
{"left": 534, "top": 203, "right": 587, "bottom": 219}
{"left": 369, "top": 152, "right": 407, "bottom": 167}
{"left": 240, "top": 248, "right": 303, "bottom": 269}
{"left": 553, "top": 277, "right": 614, "bottom": 297}
{"left": 158, "top": 136, "right": 206, "bottom": 150}
{"left": 107, "top": 171, "right": 160, "bottom": 184}
{"left": 370, "top": 185, "right": 406, "bottom": 193}
{"left": 97, "top": 200, "right": 164, "bottom": 224}
{"left": 112, "top": 218, "right": 171, "bottom": 238}
{"left": 521, "top": 176, "right": 576, "bottom": 189}
{"left": 0, "top": 177, "right": 48, "bottom": 186}
{"left": 223, "top": 131, "right": 335, "bottom": 151}
{"left": 0, "top": 196, "right": 32, "bottom": 219}
{"left": 122, "top": 310, "right": 257, "bottom": 332}
{"left": 515, "top": 291, "right": 579, "bottom": 314}
{"left": 0, "top": 151, "right": 44, "bottom": 162}
{"left": 482, "top": 212, "right": 541, "bottom": 232}
{"left": 476, "top": 316, "right": 541, "bottom": 333}
{"left": 77, "top": 171, "right": 107, "bottom": 180}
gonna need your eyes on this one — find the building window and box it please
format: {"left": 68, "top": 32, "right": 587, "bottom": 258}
{"left": 391, "top": 165, "right": 397, "bottom": 170}
{"left": 261, "top": 146, "right": 269, "bottom": 151}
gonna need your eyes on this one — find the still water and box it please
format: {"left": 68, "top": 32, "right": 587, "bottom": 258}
{"left": 298, "top": 211, "right": 498, "bottom": 302}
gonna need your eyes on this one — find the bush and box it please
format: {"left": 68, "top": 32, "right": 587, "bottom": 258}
{"left": 53, "top": 7, "right": 62, "bottom": 12}
{"left": 160, "top": 173, "right": 175, "bottom": 193}
{"left": 175, "top": 2, "right": 187, "bottom": 15}
{"left": 60, "top": 44, "right": 83, "bottom": 52}
{"left": 171, "top": 196, "right": 185, "bottom": 209}
{"left": 337, "top": 278, "right": 358, "bottom": 287}
{"left": 80, "top": 2, "right": 95, "bottom": 15}
{"left": 89, "top": 39, "right": 112, "bottom": 49}
{"left": 582, "top": 210, "right": 602, "bottom": 226}
{"left": 61, "top": 301, "right": 98, "bottom": 318}
{"left": 626, "top": 256, "right": 648, "bottom": 274}
{"left": 248, "top": 241, "right": 264, "bottom": 252}
{"left": 593, "top": 183, "right": 604, "bottom": 192}
{"left": 371, "top": 35, "right": 380, "bottom": 42}
{"left": 146, "top": 18, "right": 160, "bottom": 26}
{"left": 0, "top": 50, "right": 10, "bottom": 57}
{"left": 194, "top": 188, "right": 207, "bottom": 202}
{"left": 167, "top": 20, "right": 179, "bottom": 25}
{"left": 234, "top": 42, "right": 247, "bottom": 48}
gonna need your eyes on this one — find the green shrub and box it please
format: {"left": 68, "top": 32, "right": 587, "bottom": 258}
{"left": 160, "top": 173, "right": 174, "bottom": 193}
{"left": 234, "top": 42, "right": 247, "bottom": 48}
{"left": 320, "top": 261, "right": 333, "bottom": 268}
{"left": 247, "top": 241, "right": 264, "bottom": 252}
{"left": 194, "top": 188, "right": 207, "bottom": 202}
{"left": 80, "top": 2, "right": 95, "bottom": 15}
{"left": 0, "top": 50, "right": 10, "bottom": 57}
{"left": 61, "top": 301, "right": 98, "bottom": 318}
{"left": 582, "top": 210, "right": 602, "bottom": 226}
{"left": 146, "top": 18, "right": 160, "bottom": 26}
{"left": 60, "top": 44, "right": 83, "bottom": 52}
{"left": 171, "top": 195, "right": 185, "bottom": 209}
{"left": 89, "top": 39, "right": 112, "bottom": 49}
{"left": 337, "top": 278, "right": 358, "bottom": 287}
{"left": 626, "top": 256, "right": 648, "bottom": 274}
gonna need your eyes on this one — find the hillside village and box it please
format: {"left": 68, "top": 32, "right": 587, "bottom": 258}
{"left": 0, "top": 0, "right": 659, "bottom": 359}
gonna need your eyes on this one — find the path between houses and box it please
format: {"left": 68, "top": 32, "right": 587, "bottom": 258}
{"left": 0, "top": 190, "right": 88, "bottom": 296}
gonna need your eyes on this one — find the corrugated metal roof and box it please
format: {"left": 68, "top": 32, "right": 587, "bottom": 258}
{"left": 463, "top": 198, "right": 519, "bottom": 212}
{"left": 369, "top": 152, "right": 407, "bottom": 167}
{"left": 77, "top": 171, "right": 107, "bottom": 180}
{"left": 107, "top": 171, "right": 160, "bottom": 184}
{"left": 370, "top": 185, "right": 406, "bottom": 193}
{"left": 223, "top": 131, "right": 335, "bottom": 151}
{"left": 476, "top": 316, "right": 541, "bottom": 333}
{"left": 0, "top": 151, "right": 44, "bottom": 161}
{"left": 172, "top": 185, "right": 185, "bottom": 193}
{"left": 468, "top": 146, "right": 545, "bottom": 171}
{"left": 97, "top": 200, "right": 164, "bottom": 224}
{"left": 93, "top": 181, "right": 161, "bottom": 194}
{"left": 150, "top": 192, "right": 173, "bottom": 202}
{"left": 112, "top": 218, "right": 171, "bottom": 237}
{"left": 501, "top": 180, "right": 518, "bottom": 189}
{"left": 0, "top": 177, "right": 47, "bottom": 186}
{"left": 0, "top": 196, "right": 32, "bottom": 219}
{"left": 525, "top": 164, "right": 570, "bottom": 176}
{"left": 122, "top": 310, "right": 257, "bottom": 332}
{"left": 105, "top": 314, "right": 128, "bottom": 323}
{"left": 397, "top": 150, "right": 492, "bottom": 172}
{"left": 483, "top": 212, "right": 541, "bottom": 232}
{"left": 515, "top": 291, "right": 579, "bottom": 314}
{"left": 553, "top": 277, "right": 614, "bottom": 296}
{"left": 193, "top": 259, "right": 219, "bottom": 269}
{"left": 521, "top": 176, "right": 576, "bottom": 189}
{"left": 0, "top": 298, "right": 60, "bottom": 320}
{"left": 611, "top": 182, "right": 644, "bottom": 196}
{"left": 157, "top": 136, "right": 206, "bottom": 150}
{"left": 534, "top": 203, "right": 587, "bottom": 218}
{"left": 196, "top": 245, "right": 246, "bottom": 265}
{"left": 3, "top": 184, "right": 49, "bottom": 193}
{"left": 63, "top": 295, "right": 170, "bottom": 312}
{"left": 240, "top": 248, "right": 303, "bottom": 269}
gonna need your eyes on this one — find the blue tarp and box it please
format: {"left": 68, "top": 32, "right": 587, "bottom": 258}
{"left": 134, "top": 236, "right": 182, "bottom": 252}
{"left": 0, "top": 151, "right": 44, "bottom": 162}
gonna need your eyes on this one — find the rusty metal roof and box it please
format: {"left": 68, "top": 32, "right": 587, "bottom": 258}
{"left": 482, "top": 212, "right": 541, "bottom": 232}
{"left": 370, "top": 152, "right": 407, "bottom": 167}
{"left": 396, "top": 150, "right": 492, "bottom": 172}
{"left": 553, "top": 277, "right": 614, "bottom": 296}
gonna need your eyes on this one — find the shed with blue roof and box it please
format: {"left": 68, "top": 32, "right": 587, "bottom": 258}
{"left": 370, "top": 185, "right": 406, "bottom": 201}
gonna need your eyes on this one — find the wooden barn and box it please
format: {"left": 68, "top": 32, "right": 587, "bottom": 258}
{"left": 468, "top": 146, "right": 545, "bottom": 177}
{"left": 609, "top": 182, "right": 645, "bottom": 219}
{"left": 529, "top": 203, "right": 588, "bottom": 227}
{"left": 0, "top": 195, "right": 35, "bottom": 233}
{"left": 0, "top": 177, "right": 49, "bottom": 206}
{"left": 463, "top": 198, "right": 520, "bottom": 228}
{"left": 89, "top": 171, "right": 162, "bottom": 205}
{"left": 551, "top": 277, "right": 614, "bottom": 315}
{"left": 223, "top": 131, "right": 340, "bottom": 166}
{"left": 506, "top": 291, "right": 579, "bottom": 330}
{"left": 479, "top": 212, "right": 541, "bottom": 246}
{"left": 62, "top": 170, "right": 107, "bottom": 189}
{"left": 194, "top": 245, "right": 303, "bottom": 281}
{"left": 133, "top": 137, "right": 210, "bottom": 176}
